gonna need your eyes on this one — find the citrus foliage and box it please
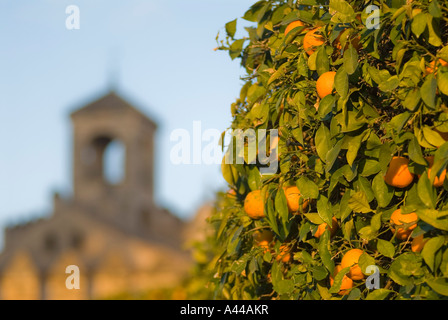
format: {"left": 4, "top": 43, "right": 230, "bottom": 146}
{"left": 212, "top": 0, "right": 448, "bottom": 299}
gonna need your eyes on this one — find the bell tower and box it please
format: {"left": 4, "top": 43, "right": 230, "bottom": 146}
{"left": 70, "top": 91, "right": 157, "bottom": 218}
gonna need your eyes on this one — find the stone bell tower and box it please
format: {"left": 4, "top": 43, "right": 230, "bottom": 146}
{"left": 70, "top": 90, "right": 159, "bottom": 234}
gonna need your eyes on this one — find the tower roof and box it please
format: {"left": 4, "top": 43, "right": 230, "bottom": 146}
{"left": 70, "top": 91, "right": 157, "bottom": 128}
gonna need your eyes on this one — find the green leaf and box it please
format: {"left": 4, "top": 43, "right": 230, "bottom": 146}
{"left": 378, "top": 76, "right": 399, "bottom": 92}
{"left": 304, "top": 213, "right": 324, "bottom": 225}
{"left": 372, "top": 173, "right": 393, "bottom": 208}
{"left": 421, "top": 236, "right": 445, "bottom": 272}
{"left": 297, "top": 177, "right": 319, "bottom": 199}
{"left": 408, "top": 136, "right": 427, "bottom": 165}
{"left": 318, "top": 94, "right": 335, "bottom": 119}
{"left": 316, "top": 46, "right": 330, "bottom": 76}
{"left": 326, "top": 140, "right": 343, "bottom": 172}
{"left": 247, "top": 166, "right": 261, "bottom": 190}
{"left": 403, "top": 88, "right": 421, "bottom": 112}
{"left": 317, "top": 195, "right": 333, "bottom": 225}
{"left": 411, "top": 13, "right": 427, "bottom": 38}
{"left": 346, "top": 134, "right": 363, "bottom": 167}
{"left": 439, "top": 46, "right": 448, "bottom": 62}
{"left": 267, "top": 63, "right": 287, "bottom": 86}
{"left": 429, "top": 0, "right": 442, "bottom": 18}
{"left": 329, "top": 266, "right": 350, "bottom": 294}
{"left": 225, "top": 19, "right": 237, "bottom": 38}
{"left": 427, "top": 15, "right": 442, "bottom": 47}
{"left": 437, "top": 70, "right": 448, "bottom": 96}
{"left": 423, "top": 126, "right": 446, "bottom": 148}
{"left": 221, "top": 158, "right": 238, "bottom": 186}
{"left": 347, "top": 288, "right": 361, "bottom": 300}
{"left": 417, "top": 172, "right": 436, "bottom": 209}
{"left": 348, "top": 191, "right": 372, "bottom": 213}
{"left": 275, "top": 188, "right": 289, "bottom": 227}
{"left": 343, "top": 45, "right": 358, "bottom": 75}
{"left": 318, "top": 230, "right": 335, "bottom": 274}
{"left": 426, "top": 277, "right": 448, "bottom": 296}
{"left": 229, "top": 39, "right": 246, "bottom": 60}
{"left": 358, "top": 253, "right": 375, "bottom": 276}
{"left": 377, "top": 239, "right": 395, "bottom": 258}
{"left": 329, "top": 0, "right": 355, "bottom": 23}
{"left": 315, "top": 124, "right": 331, "bottom": 163}
{"left": 340, "top": 191, "right": 352, "bottom": 221}
{"left": 335, "top": 67, "right": 349, "bottom": 98}
{"left": 358, "top": 226, "right": 377, "bottom": 241}
{"left": 365, "top": 289, "right": 394, "bottom": 300}
{"left": 313, "top": 265, "right": 328, "bottom": 281}
{"left": 416, "top": 209, "right": 448, "bottom": 231}
{"left": 389, "top": 253, "right": 426, "bottom": 286}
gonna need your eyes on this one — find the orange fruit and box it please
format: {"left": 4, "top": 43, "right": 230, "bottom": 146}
{"left": 316, "top": 71, "right": 336, "bottom": 99}
{"left": 283, "top": 186, "right": 309, "bottom": 214}
{"left": 276, "top": 244, "right": 292, "bottom": 263}
{"left": 285, "top": 20, "right": 305, "bottom": 36}
{"left": 425, "top": 156, "right": 446, "bottom": 187}
{"left": 411, "top": 234, "right": 428, "bottom": 253}
{"left": 244, "top": 190, "right": 265, "bottom": 219}
{"left": 314, "top": 217, "right": 338, "bottom": 238}
{"left": 390, "top": 208, "right": 418, "bottom": 240}
{"left": 341, "top": 249, "right": 365, "bottom": 280}
{"left": 257, "top": 240, "right": 272, "bottom": 253}
{"left": 412, "top": 8, "right": 422, "bottom": 18}
{"left": 253, "top": 230, "right": 274, "bottom": 253}
{"left": 383, "top": 156, "right": 415, "bottom": 188}
{"left": 330, "top": 265, "right": 354, "bottom": 296}
{"left": 425, "top": 59, "right": 448, "bottom": 75}
{"left": 303, "top": 28, "right": 325, "bottom": 55}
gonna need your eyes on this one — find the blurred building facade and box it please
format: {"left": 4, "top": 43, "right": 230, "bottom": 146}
{"left": 0, "top": 91, "right": 192, "bottom": 299}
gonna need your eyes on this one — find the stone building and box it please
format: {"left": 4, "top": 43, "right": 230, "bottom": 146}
{"left": 0, "top": 91, "right": 192, "bottom": 299}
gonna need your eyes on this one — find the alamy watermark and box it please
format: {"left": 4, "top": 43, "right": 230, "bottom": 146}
{"left": 170, "top": 121, "right": 279, "bottom": 174}
{"left": 66, "top": 5, "right": 80, "bottom": 30}
{"left": 65, "top": 265, "right": 80, "bottom": 290}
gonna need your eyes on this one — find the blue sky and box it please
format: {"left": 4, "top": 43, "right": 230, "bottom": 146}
{"left": 0, "top": 0, "right": 254, "bottom": 234}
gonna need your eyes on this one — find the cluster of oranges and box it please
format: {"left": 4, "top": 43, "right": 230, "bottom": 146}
{"left": 283, "top": 19, "right": 445, "bottom": 111}
{"left": 383, "top": 155, "right": 445, "bottom": 246}
{"left": 283, "top": 20, "right": 361, "bottom": 107}
{"left": 234, "top": 17, "right": 446, "bottom": 298}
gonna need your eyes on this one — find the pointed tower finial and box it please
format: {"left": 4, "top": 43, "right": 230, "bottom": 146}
{"left": 107, "top": 48, "right": 122, "bottom": 92}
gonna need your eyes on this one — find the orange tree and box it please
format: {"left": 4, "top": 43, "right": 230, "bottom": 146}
{"left": 210, "top": 0, "right": 448, "bottom": 299}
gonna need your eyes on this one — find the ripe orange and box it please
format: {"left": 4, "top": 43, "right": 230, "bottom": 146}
{"left": 276, "top": 244, "right": 292, "bottom": 263}
{"left": 341, "top": 249, "right": 365, "bottom": 280}
{"left": 316, "top": 71, "right": 336, "bottom": 99}
{"left": 411, "top": 234, "right": 428, "bottom": 253}
{"left": 253, "top": 230, "right": 274, "bottom": 253}
{"left": 383, "top": 156, "right": 415, "bottom": 188}
{"left": 390, "top": 208, "right": 418, "bottom": 240}
{"left": 283, "top": 186, "right": 309, "bottom": 214}
{"left": 425, "top": 156, "right": 446, "bottom": 187}
{"left": 330, "top": 265, "right": 353, "bottom": 296}
{"left": 285, "top": 20, "right": 305, "bottom": 36}
{"left": 244, "top": 190, "right": 265, "bottom": 219}
{"left": 314, "top": 217, "right": 338, "bottom": 238}
{"left": 303, "top": 28, "right": 325, "bottom": 55}
{"left": 412, "top": 8, "right": 422, "bottom": 17}
{"left": 257, "top": 240, "right": 272, "bottom": 253}
{"left": 425, "top": 59, "right": 448, "bottom": 75}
